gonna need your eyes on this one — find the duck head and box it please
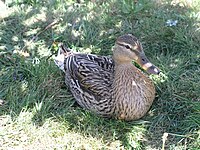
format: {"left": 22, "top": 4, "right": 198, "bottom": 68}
{"left": 113, "top": 34, "right": 160, "bottom": 75}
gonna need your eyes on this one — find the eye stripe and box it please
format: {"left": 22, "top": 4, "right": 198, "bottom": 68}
{"left": 116, "top": 42, "right": 140, "bottom": 55}
{"left": 117, "top": 42, "right": 131, "bottom": 49}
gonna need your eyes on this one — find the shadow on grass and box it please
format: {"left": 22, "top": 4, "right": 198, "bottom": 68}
{"left": 0, "top": 0, "right": 199, "bottom": 149}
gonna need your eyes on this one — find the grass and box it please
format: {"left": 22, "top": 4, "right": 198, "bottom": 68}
{"left": 0, "top": 0, "right": 200, "bottom": 149}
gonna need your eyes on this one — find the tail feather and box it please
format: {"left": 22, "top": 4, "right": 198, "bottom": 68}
{"left": 54, "top": 43, "right": 72, "bottom": 72}
{"left": 58, "top": 43, "right": 72, "bottom": 55}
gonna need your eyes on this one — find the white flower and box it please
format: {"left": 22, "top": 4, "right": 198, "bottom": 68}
{"left": 166, "top": 19, "right": 178, "bottom": 26}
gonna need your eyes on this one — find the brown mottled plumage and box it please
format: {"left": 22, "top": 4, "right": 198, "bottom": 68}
{"left": 54, "top": 34, "right": 160, "bottom": 121}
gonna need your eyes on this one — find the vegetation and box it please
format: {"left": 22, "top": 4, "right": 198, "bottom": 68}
{"left": 0, "top": 0, "right": 199, "bottom": 149}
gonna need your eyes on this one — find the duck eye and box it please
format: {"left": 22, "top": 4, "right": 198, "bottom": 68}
{"left": 125, "top": 45, "right": 131, "bottom": 49}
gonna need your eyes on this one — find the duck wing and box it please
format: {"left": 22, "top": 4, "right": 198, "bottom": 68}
{"left": 64, "top": 53, "right": 115, "bottom": 116}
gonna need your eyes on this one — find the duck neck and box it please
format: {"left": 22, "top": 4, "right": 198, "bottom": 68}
{"left": 113, "top": 54, "right": 133, "bottom": 66}
{"left": 113, "top": 62, "right": 137, "bottom": 79}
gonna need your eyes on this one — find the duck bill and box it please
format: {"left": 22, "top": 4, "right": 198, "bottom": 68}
{"left": 137, "top": 54, "right": 160, "bottom": 75}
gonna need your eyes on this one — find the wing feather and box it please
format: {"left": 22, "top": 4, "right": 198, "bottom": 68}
{"left": 64, "top": 53, "right": 115, "bottom": 116}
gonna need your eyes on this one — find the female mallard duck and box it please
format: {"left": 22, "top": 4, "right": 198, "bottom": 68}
{"left": 54, "top": 34, "right": 160, "bottom": 121}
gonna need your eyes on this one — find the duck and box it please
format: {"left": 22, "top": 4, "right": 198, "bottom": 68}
{"left": 54, "top": 34, "right": 160, "bottom": 121}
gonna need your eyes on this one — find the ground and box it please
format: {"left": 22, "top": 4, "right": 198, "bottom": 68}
{"left": 0, "top": 0, "right": 199, "bottom": 149}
